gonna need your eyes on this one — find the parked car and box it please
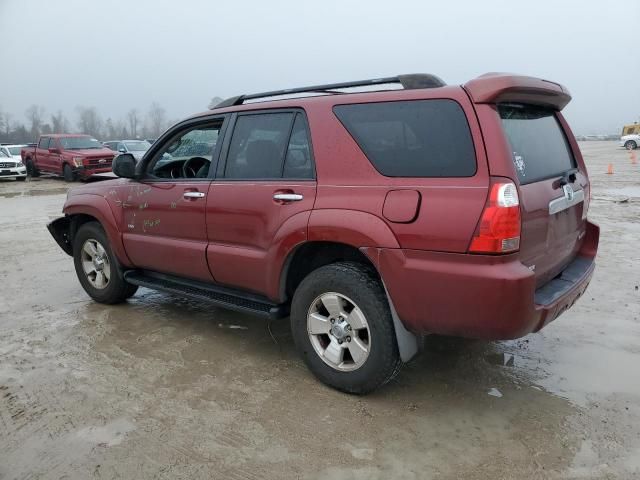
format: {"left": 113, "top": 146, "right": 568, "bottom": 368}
{"left": 21, "top": 134, "right": 116, "bottom": 181}
{"left": 103, "top": 139, "right": 152, "bottom": 162}
{"left": 0, "top": 148, "right": 27, "bottom": 180}
{"left": 620, "top": 134, "right": 639, "bottom": 150}
{"left": 47, "top": 73, "right": 599, "bottom": 394}
{"left": 0, "top": 144, "right": 28, "bottom": 162}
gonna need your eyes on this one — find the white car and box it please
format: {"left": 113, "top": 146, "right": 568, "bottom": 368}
{"left": 620, "top": 134, "right": 640, "bottom": 150}
{"left": 0, "top": 148, "right": 27, "bottom": 180}
{"left": 0, "top": 144, "right": 27, "bottom": 162}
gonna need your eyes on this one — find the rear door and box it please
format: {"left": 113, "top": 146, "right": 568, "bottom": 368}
{"left": 498, "top": 104, "right": 588, "bottom": 286}
{"left": 206, "top": 110, "right": 317, "bottom": 296}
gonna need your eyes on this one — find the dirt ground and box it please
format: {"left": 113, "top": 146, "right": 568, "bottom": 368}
{"left": 0, "top": 141, "right": 638, "bottom": 479}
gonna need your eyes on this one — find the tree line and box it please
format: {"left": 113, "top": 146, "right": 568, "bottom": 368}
{"left": 0, "top": 102, "right": 177, "bottom": 144}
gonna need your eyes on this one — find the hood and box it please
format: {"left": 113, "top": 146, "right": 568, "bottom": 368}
{"left": 621, "top": 134, "right": 640, "bottom": 141}
{"left": 65, "top": 148, "right": 115, "bottom": 157}
{"left": 66, "top": 177, "right": 129, "bottom": 198}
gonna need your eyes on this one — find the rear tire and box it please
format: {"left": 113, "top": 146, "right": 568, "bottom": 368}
{"left": 63, "top": 164, "right": 75, "bottom": 182}
{"left": 73, "top": 222, "right": 138, "bottom": 304}
{"left": 625, "top": 140, "right": 637, "bottom": 150}
{"left": 290, "top": 262, "right": 401, "bottom": 394}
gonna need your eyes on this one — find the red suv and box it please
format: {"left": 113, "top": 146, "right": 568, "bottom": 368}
{"left": 48, "top": 73, "right": 599, "bottom": 393}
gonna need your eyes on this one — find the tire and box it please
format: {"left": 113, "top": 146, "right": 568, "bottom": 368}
{"left": 16, "top": 177, "right": 26, "bottom": 182}
{"left": 73, "top": 222, "right": 138, "bottom": 304}
{"left": 625, "top": 140, "right": 637, "bottom": 150}
{"left": 290, "top": 262, "right": 401, "bottom": 394}
{"left": 25, "top": 159, "right": 39, "bottom": 177}
{"left": 63, "top": 163, "right": 75, "bottom": 182}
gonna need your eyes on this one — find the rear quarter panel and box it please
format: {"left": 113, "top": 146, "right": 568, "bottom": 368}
{"left": 305, "top": 87, "right": 489, "bottom": 253}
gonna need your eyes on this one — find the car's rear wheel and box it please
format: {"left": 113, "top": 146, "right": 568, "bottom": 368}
{"left": 625, "top": 140, "right": 637, "bottom": 150}
{"left": 25, "top": 159, "right": 39, "bottom": 177}
{"left": 73, "top": 222, "right": 138, "bottom": 304}
{"left": 63, "top": 164, "right": 75, "bottom": 182}
{"left": 290, "top": 262, "right": 401, "bottom": 394}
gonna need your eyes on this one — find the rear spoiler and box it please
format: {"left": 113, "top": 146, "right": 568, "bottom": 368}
{"left": 464, "top": 73, "right": 571, "bottom": 110}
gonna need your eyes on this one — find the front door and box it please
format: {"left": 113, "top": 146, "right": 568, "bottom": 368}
{"left": 116, "top": 117, "right": 227, "bottom": 282}
{"left": 206, "top": 110, "right": 317, "bottom": 297}
{"left": 36, "top": 136, "right": 51, "bottom": 172}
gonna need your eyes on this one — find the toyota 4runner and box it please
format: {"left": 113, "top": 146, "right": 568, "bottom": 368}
{"left": 47, "top": 73, "right": 599, "bottom": 393}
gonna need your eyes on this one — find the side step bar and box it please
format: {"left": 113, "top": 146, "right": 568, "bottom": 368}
{"left": 124, "top": 270, "right": 288, "bottom": 319}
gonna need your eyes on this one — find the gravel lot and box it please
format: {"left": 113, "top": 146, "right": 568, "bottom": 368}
{"left": 0, "top": 141, "right": 638, "bottom": 479}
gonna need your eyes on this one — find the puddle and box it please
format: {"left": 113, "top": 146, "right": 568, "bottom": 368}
{"left": 0, "top": 188, "right": 68, "bottom": 198}
{"left": 601, "top": 186, "right": 640, "bottom": 198}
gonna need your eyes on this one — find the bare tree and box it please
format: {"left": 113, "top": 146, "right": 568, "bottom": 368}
{"left": 51, "top": 110, "right": 69, "bottom": 133}
{"left": 208, "top": 96, "right": 223, "bottom": 109}
{"left": 127, "top": 108, "right": 139, "bottom": 138}
{"left": 76, "top": 106, "right": 103, "bottom": 138}
{"left": 147, "top": 102, "right": 166, "bottom": 138}
{"left": 25, "top": 105, "right": 46, "bottom": 138}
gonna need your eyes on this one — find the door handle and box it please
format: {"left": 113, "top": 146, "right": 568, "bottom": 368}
{"left": 183, "top": 191, "right": 205, "bottom": 199}
{"left": 273, "top": 193, "right": 303, "bottom": 202}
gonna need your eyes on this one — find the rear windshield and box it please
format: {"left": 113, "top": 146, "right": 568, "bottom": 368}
{"left": 499, "top": 104, "right": 576, "bottom": 185}
{"left": 334, "top": 99, "right": 476, "bottom": 177}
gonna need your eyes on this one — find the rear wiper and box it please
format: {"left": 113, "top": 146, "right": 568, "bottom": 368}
{"left": 554, "top": 168, "right": 578, "bottom": 188}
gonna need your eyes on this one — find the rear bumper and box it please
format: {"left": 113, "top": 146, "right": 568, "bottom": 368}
{"left": 376, "top": 221, "right": 599, "bottom": 340}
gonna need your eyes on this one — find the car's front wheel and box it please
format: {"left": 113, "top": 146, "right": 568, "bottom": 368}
{"left": 290, "top": 262, "right": 401, "bottom": 394}
{"left": 73, "top": 222, "right": 138, "bottom": 304}
{"left": 63, "top": 164, "right": 75, "bottom": 182}
{"left": 25, "top": 159, "right": 39, "bottom": 177}
{"left": 625, "top": 140, "right": 637, "bottom": 150}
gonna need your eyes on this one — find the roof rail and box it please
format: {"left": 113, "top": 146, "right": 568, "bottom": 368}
{"left": 213, "top": 73, "right": 446, "bottom": 109}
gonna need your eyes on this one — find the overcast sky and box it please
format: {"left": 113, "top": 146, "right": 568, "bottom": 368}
{"left": 1, "top": 0, "right": 638, "bottom": 135}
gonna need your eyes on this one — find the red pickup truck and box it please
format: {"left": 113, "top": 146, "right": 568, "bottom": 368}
{"left": 21, "top": 134, "right": 115, "bottom": 181}
{"left": 47, "top": 73, "right": 599, "bottom": 393}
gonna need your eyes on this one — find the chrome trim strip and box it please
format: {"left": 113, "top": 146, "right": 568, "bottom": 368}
{"left": 548, "top": 189, "right": 584, "bottom": 215}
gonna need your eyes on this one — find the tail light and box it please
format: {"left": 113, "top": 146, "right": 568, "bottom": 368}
{"left": 469, "top": 179, "right": 521, "bottom": 254}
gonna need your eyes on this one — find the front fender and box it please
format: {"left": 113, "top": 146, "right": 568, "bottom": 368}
{"left": 63, "top": 194, "right": 133, "bottom": 267}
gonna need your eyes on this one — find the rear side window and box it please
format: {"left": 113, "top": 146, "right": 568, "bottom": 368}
{"left": 499, "top": 104, "right": 576, "bottom": 185}
{"left": 225, "top": 113, "right": 294, "bottom": 179}
{"left": 334, "top": 100, "right": 476, "bottom": 177}
{"left": 283, "top": 113, "right": 314, "bottom": 179}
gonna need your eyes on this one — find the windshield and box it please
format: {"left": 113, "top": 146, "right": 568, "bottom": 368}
{"left": 123, "top": 141, "right": 151, "bottom": 152}
{"left": 8, "top": 147, "right": 23, "bottom": 155}
{"left": 0, "top": 150, "right": 9, "bottom": 158}
{"left": 499, "top": 104, "right": 576, "bottom": 185}
{"left": 59, "top": 137, "right": 103, "bottom": 150}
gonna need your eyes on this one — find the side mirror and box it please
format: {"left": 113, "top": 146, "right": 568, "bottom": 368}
{"left": 49, "top": 147, "right": 61, "bottom": 154}
{"left": 112, "top": 153, "right": 137, "bottom": 179}
{"left": 118, "top": 148, "right": 126, "bottom": 153}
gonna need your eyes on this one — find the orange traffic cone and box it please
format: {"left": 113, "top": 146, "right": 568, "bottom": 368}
{"left": 606, "top": 163, "right": 614, "bottom": 174}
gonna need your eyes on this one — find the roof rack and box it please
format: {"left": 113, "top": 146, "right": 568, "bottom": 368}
{"left": 214, "top": 73, "right": 446, "bottom": 109}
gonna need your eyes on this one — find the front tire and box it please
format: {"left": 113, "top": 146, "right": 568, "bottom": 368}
{"left": 73, "top": 222, "right": 138, "bottom": 304}
{"left": 16, "top": 177, "right": 26, "bottom": 182}
{"left": 63, "top": 164, "right": 76, "bottom": 182}
{"left": 25, "top": 159, "right": 39, "bottom": 177}
{"left": 290, "top": 262, "right": 401, "bottom": 394}
{"left": 625, "top": 140, "right": 637, "bottom": 150}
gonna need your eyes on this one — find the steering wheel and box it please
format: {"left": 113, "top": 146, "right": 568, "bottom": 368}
{"left": 182, "top": 157, "right": 210, "bottom": 178}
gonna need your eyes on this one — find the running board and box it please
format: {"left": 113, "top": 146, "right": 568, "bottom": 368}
{"left": 123, "top": 270, "right": 288, "bottom": 319}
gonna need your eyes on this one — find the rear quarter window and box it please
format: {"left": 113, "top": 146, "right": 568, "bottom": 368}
{"left": 499, "top": 104, "right": 576, "bottom": 185}
{"left": 333, "top": 99, "right": 476, "bottom": 177}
